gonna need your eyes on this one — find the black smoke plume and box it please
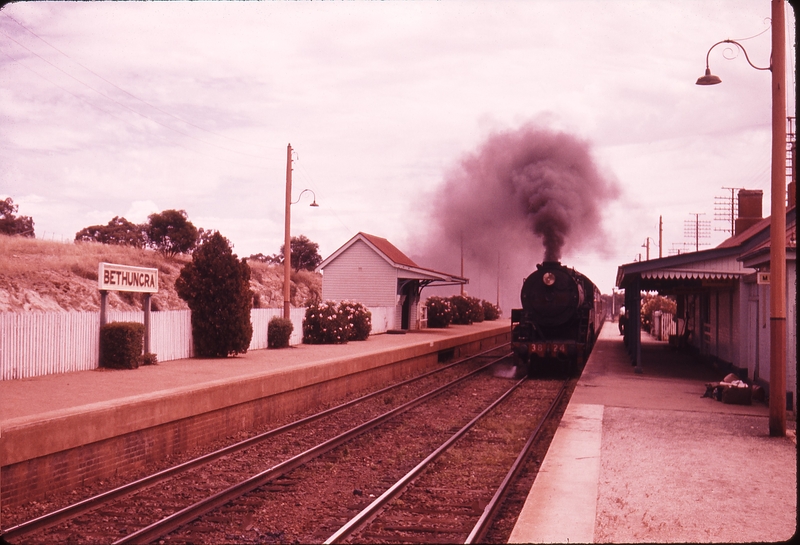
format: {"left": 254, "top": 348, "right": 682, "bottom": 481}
{"left": 411, "top": 124, "right": 619, "bottom": 313}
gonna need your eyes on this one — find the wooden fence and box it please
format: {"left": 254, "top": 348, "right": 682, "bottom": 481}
{"left": 650, "top": 311, "right": 678, "bottom": 341}
{"left": 0, "top": 306, "right": 395, "bottom": 381}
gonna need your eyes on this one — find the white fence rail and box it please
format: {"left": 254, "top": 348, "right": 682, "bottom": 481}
{"left": 0, "top": 305, "right": 395, "bottom": 381}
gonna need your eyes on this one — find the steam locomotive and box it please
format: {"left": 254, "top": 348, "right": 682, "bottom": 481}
{"left": 511, "top": 261, "right": 605, "bottom": 376}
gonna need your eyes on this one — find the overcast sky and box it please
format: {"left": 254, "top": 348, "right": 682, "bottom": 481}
{"left": 1, "top": 0, "right": 795, "bottom": 310}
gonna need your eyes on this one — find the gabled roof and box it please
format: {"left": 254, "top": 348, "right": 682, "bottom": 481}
{"left": 317, "top": 232, "right": 467, "bottom": 286}
{"left": 359, "top": 233, "right": 418, "bottom": 268}
{"left": 737, "top": 208, "right": 797, "bottom": 267}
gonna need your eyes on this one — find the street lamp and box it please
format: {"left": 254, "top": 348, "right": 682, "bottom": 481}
{"left": 641, "top": 237, "right": 656, "bottom": 260}
{"left": 696, "top": 0, "right": 787, "bottom": 436}
{"left": 695, "top": 39, "right": 770, "bottom": 85}
{"left": 283, "top": 143, "right": 319, "bottom": 320}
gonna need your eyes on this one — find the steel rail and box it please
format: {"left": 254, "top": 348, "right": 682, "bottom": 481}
{"left": 1, "top": 342, "right": 508, "bottom": 542}
{"left": 464, "top": 379, "right": 568, "bottom": 544}
{"left": 324, "top": 376, "right": 527, "bottom": 544}
{"left": 112, "top": 354, "right": 510, "bottom": 545}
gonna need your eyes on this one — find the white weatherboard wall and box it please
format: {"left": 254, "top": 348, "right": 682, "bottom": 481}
{"left": 0, "top": 305, "right": 395, "bottom": 380}
{"left": 321, "top": 239, "right": 398, "bottom": 307}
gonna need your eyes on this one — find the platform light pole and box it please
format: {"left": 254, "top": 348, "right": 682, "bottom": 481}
{"left": 283, "top": 143, "right": 319, "bottom": 320}
{"left": 696, "top": 0, "right": 787, "bottom": 435}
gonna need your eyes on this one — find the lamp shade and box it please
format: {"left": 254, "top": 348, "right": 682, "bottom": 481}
{"left": 696, "top": 68, "right": 722, "bottom": 85}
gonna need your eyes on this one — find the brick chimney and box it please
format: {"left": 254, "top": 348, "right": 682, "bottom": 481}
{"left": 735, "top": 189, "right": 763, "bottom": 235}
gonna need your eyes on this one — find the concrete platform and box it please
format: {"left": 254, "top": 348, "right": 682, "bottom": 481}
{"left": 0, "top": 321, "right": 510, "bottom": 509}
{"left": 509, "top": 323, "right": 797, "bottom": 543}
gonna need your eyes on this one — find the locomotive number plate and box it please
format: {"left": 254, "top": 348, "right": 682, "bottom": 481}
{"left": 531, "top": 343, "right": 567, "bottom": 356}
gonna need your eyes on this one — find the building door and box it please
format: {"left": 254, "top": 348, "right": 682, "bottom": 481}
{"left": 399, "top": 280, "right": 420, "bottom": 330}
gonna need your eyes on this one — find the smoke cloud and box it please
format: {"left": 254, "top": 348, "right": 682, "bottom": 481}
{"left": 410, "top": 124, "right": 619, "bottom": 312}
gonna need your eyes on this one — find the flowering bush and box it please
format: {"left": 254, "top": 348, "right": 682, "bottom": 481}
{"left": 641, "top": 294, "right": 677, "bottom": 331}
{"left": 469, "top": 296, "right": 485, "bottom": 323}
{"left": 303, "top": 300, "right": 349, "bottom": 344}
{"left": 268, "top": 317, "right": 294, "bottom": 348}
{"left": 482, "top": 300, "right": 501, "bottom": 321}
{"left": 426, "top": 296, "right": 452, "bottom": 328}
{"left": 448, "top": 295, "right": 481, "bottom": 324}
{"left": 339, "top": 300, "right": 372, "bottom": 341}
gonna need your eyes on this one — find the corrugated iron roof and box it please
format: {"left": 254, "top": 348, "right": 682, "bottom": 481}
{"left": 359, "top": 233, "right": 418, "bottom": 268}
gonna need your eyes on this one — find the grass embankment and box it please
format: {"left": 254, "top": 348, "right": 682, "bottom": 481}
{"left": 0, "top": 235, "right": 321, "bottom": 312}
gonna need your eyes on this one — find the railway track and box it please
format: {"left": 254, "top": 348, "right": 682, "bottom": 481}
{"left": 1, "top": 344, "right": 510, "bottom": 544}
{"left": 325, "top": 378, "right": 568, "bottom": 544}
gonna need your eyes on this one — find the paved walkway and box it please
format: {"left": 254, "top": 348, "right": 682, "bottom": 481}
{"left": 509, "top": 324, "right": 797, "bottom": 543}
{"left": 0, "top": 322, "right": 506, "bottom": 427}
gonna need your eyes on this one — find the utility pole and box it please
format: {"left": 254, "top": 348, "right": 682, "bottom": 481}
{"left": 283, "top": 143, "right": 293, "bottom": 320}
{"left": 714, "top": 186, "right": 744, "bottom": 235}
{"left": 496, "top": 253, "right": 500, "bottom": 307}
{"left": 460, "top": 233, "right": 465, "bottom": 296}
{"left": 768, "top": 0, "right": 786, "bottom": 436}
{"left": 659, "top": 215, "right": 663, "bottom": 258}
{"left": 684, "top": 212, "right": 710, "bottom": 252}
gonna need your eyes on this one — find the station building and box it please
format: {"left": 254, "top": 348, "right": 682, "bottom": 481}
{"left": 316, "top": 232, "right": 467, "bottom": 330}
{"left": 616, "top": 188, "right": 797, "bottom": 414}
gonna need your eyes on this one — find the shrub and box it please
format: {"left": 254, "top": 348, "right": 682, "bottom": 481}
{"left": 482, "top": 300, "right": 501, "bottom": 321}
{"left": 303, "top": 300, "right": 349, "bottom": 344}
{"left": 176, "top": 231, "right": 254, "bottom": 357}
{"left": 100, "top": 322, "right": 144, "bottom": 369}
{"left": 468, "top": 296, "right": 485, "bottom": 323}
{"left": 339, "top": 300, "right": 372, "bottom": 341}
{"left": 268, "top": 317, "right": 294, "bottom": 348}
{"left": 140, "top": 352, "right": 158, "bottom": 366}
{"left": 449, "top": 295, "right": 473, "bottom": 324}
{"left": 641, "top": 293, "right": 678, "bottom": 331}
{"left": 426, "top": 296, "right": 452, "bottom": 328}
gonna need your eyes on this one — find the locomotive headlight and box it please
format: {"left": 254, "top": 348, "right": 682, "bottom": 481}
{"left": 543, "top": 272, "right": 556, "bottom": 286}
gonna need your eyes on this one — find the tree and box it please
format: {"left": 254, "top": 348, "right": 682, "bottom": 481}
{"left": 145, "top": 209, "right": 198, "bottom": 257}
{"left": 0, "top": 197, "right": 35, "bottom": 237}
{"left": 280, "top": 235, "right": 322, "bottom": 271}
{"left": 75, "top": 216, "right": 145, "bottom": 247}
{"left": 248, "top": 252, "right": 283, "bottom": 265}
{"left": 175, "top": 231, "right": 254, "bottom": 357}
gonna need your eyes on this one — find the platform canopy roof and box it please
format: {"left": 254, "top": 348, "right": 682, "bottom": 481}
{"left": 616, "top": 207, "right": 796, "bottom": 293}
{"left": 616, "top": 215, "right": 772, "bottom": 293}
{"left": 317, "top": 232, "right": 468, "bottom": 286}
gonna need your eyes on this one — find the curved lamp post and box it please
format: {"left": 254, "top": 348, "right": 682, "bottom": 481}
{"left": 284, "top": 143, "right": 319, "bottom": 320}
{"left": 696, "top": 1, "right": 786, "bottom": 436}
{"left": 695, "top": 39, "right": 771, "bottom": 85}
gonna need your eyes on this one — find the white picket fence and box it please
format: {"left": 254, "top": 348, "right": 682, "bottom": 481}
{"left": 0, "top": 306, "right": 395, "bottom": 381}
{"left": 650, "top": 311, "right": 678, "bottom": 341}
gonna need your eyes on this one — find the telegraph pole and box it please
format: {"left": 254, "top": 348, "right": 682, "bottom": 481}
{"left": 659, "top": 215, "right": 663, "bottom": 258}
{"left": 460, "top": 233, "right": 465, "bottom": 296}
{"left": 284, "top": 144, "right": 293, "bottom": 320}
{"left": 496, "top": 253, "right": 500, "bottom": 307}
{"left": 768, "top": 0, "right": 786, "bottom": 436}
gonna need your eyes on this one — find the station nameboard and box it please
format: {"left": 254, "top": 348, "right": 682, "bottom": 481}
{"left": 98, "top": 262, "right": 159, "bottom": 293}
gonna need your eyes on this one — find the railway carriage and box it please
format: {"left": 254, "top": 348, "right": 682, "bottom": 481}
{"left": 511, "top": 261, "right": 604, "bottom": 376}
